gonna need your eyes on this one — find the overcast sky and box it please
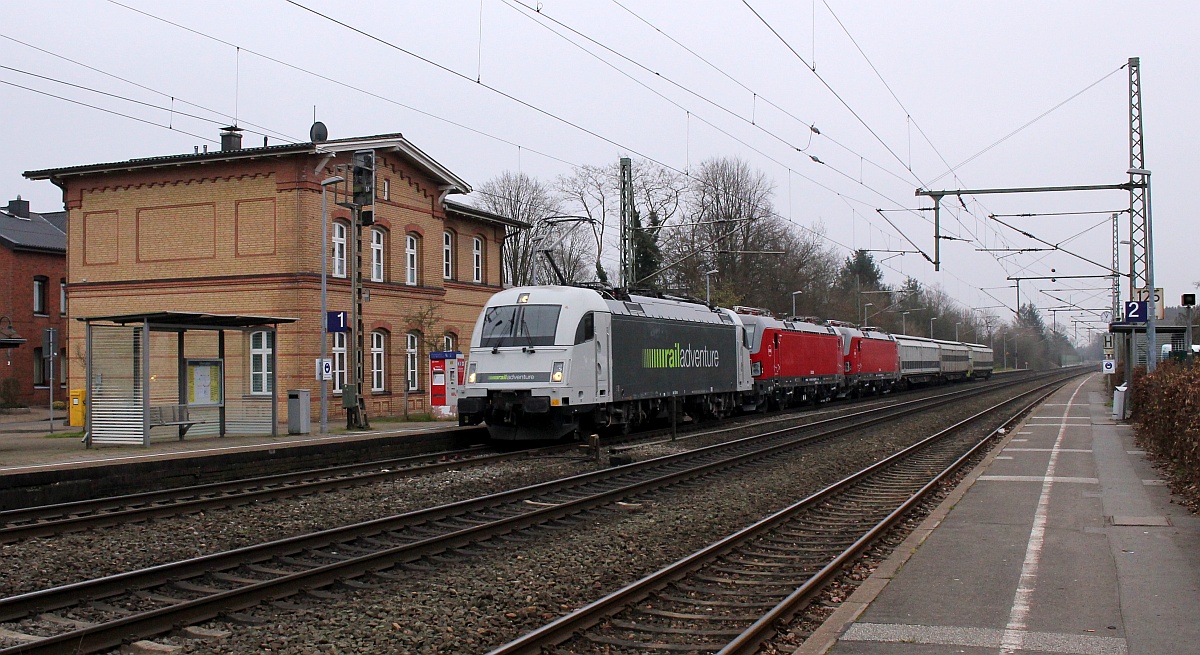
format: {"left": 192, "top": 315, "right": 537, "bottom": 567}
{"left": 4, "top": 1, "right": 1195, "bottom": 339}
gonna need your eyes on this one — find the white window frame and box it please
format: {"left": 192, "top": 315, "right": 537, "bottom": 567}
{"left": 406, "top": 235, "right": 418, "bottom": 286}
{"left": 332, "top": 222, "right": 347, "bottom": 278}
{"left": 382, "top": 178, "right": 390, "bottom": 201}
{"left": 444, "top": 334, "right": 455, "bottom": 352}
{"left": 443, "top": 231, "right": 453, "bottom": 280}
{"left": 472, "top": 237, "right": 483, "bottom": 283}
{"left": 331, "top": 332, "right": 347, "bottom": 393}
{"left": 406, "top": 332, "right": 419, "bottom": 391}
{"left": 59, "top": 279, "right": 66, "bottom": 316}
{"left": 371, "top": 331, "right": 386, "bottom": 392}
{"left": 250, "top": 331, "right": 274, "bottom": 395}
{"left": 370, "top": 229, "right": 385, "bottom": 282}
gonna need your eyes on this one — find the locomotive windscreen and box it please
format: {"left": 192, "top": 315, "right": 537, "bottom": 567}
{"left": 610, "top": 314, "right": 739, "bottom": 400}
{"left": 479, "top": 304, "right": 561, "bottom": 347}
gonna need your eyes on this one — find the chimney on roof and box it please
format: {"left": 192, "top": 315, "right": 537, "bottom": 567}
{"left": 6, "top": 195, "right": 30, "bottom": 219}
{"left": 220, "top": 125, "right": 243, "bottom": 151}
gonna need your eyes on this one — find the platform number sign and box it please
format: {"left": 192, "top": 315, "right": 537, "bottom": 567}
{"left": 326, "top": 310, "right": 349, "bottom": 333}
{"left": 1124, "top": 301, "right": 1148, "bottom": 324}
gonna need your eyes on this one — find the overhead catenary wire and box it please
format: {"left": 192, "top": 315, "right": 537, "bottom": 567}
{"left": 33, "top": 1, "right": 1074, "bottom": 325}
{"left": 0, "top": 32, "right": 299, "bottom": 143}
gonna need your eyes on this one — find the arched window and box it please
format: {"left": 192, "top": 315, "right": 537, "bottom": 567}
{"left": 405, "top": 234, "right": 419, "bottom": 286}
{"left": 250, "top": 331, "right": 274, "bottom": 395}
{"left": 371, "top": 331, "right": 386, "bottom": 391}
{"left": 444, "top": 333, "right": 456, "bottom": 352}
{"left": 370, "top": 229, "right": 385, "bottom": 282}
{"left": 332, "top": 222, "right": 347, "bottom": 278}
{"left": 472, "top": 237, "right": 484, "bottom": 283}
{"left": 406, "top": 332, "right": 420, "bottom": 391}
{"left": 443, "top": 231, "right": 454, "bottom": 280}
{"left": 331, "top": 332, "right": 347, "bottom": 392}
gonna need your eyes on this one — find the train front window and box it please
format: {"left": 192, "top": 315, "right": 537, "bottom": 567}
{"left": 479, "top": 304, "right": 562, "bottom": 347}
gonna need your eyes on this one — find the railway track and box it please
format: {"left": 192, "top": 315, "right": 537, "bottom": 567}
{"left": 0, "top": 371, "right": 1068, "bottom": 654}
{"left": 0, "top": 373, "right": 1032, "bottom": 545}
{"left": 0, "top": 445, "right": 520, "bottom": 543}
{"left": 485, "top": 375, "right": 1074, "bottom": 655}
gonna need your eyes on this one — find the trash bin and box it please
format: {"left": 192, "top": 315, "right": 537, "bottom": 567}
{"left": 288, "top": 389, "right": 311, "bottom": 434}
{"left": 1112, "top": 385, "right": 1128, "bottom": 421}
{"left": 68, "top": 389, "right": 86, "bottom": 427}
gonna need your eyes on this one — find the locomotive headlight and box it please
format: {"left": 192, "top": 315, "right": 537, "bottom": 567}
{"left": 467, "top": 363, "right": 477, "bottom": 384}
{"left": 551, "top": 361, "right": 565, "bottom": 383}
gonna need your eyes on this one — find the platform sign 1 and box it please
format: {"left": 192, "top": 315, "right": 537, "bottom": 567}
{"left": 1124, "top": 301, "right": 1148, "bottom": 324}
{"left": 1102, "top": 359, "right": 1116, "bottom": 374}
{"left": 326, "top": 310, "right": 349, "bottom": 332}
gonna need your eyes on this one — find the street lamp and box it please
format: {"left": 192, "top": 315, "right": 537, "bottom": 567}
{"left": 704, "top": 269, "right": 719, "bottom": 304}
{"left": 955, "top": 322, "right": 961, "bottom": 341}
{"left": 861, "top": 303, "right": 874, "bottom": 326}
{"left": 930, "top": 316, "right": 938, "bottom": 338}
{"left": 791, "top": 290, "right": 803, "bottom": 319}
{"left": 319, "top": 175, "right": 345, "bottom": 436}
{"left": 901, "top": 311, "right": 910, "bottom": 335}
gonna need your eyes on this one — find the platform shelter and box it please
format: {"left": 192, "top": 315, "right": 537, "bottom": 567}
{"left": 80, "top": 312, "right": 296, "bottom": 447}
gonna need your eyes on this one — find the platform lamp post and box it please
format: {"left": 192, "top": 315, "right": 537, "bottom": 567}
{"left": 861, "top": 303, "right": 873, "bottom": 326}
{"left": 791, "top": 290, "right": 803, "bottom": 319}
{"left": 930, "top": 316, "right": 938, "bottom": 339}
{"left": 704, "top": 269, "right": 718, "bottom": 304}
{"left": 319, "top": 175, "right": 344, "bottom": 435}
{"left": 955, "top": 322, "right": 961, "bottom": 341}
{"left": 901, "top": 311, "right": 910, "bottom": 335}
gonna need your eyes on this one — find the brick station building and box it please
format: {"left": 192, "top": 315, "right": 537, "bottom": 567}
{"left": 25, "top": 129, "right": 521, "bottom": 423}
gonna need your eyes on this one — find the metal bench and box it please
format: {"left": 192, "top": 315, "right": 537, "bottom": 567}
{"left": 148, "top": 404, "right": 207, "bottom": 439}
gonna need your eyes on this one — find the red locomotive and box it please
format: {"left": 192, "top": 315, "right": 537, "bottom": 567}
{"left": 737, "top": 309, "right": 844, "bottom": 409}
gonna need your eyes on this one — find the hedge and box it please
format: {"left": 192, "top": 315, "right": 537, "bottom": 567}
{"left": 1130, "top": 361, "right": 1200, "bottom": 494}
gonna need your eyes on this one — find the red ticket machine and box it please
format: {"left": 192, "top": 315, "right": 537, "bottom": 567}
{"left": 430, "top": 351, "right": 463, "bottom": 418}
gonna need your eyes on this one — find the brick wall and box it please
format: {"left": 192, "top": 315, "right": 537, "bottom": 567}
{"left": 0, "top": 246, "right": 67, "bottom": 406}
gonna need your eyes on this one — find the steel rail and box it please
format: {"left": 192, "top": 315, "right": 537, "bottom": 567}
{"left": 0, "top": 444, "right": 511, "bottom": 543}
{"left": 0, "top": 372, "right": 1062, "bottom": 654}
{"left": 484, "top": 373, "right": 1076, "bottom": 655}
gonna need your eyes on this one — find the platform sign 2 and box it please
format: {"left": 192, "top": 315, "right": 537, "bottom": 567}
{"left": 326, "top": 310, "right": 349, "bottom": 332}
{"left": 1124, "top": 301, "right": 1148, "bottom": 324}
{"left": 1102, "top": 359, "right": 1116, "bottom": 374}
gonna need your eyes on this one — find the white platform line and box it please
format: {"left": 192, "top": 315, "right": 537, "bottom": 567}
{"left": 842, "top": 622, "right": 1126, "bottom": 654}
{"left": 979, "top": 475, "right": 1098, "bottom": 484}
{"left": 1000, "top": 376, "right": 1090, "bottom": 653}
{"left": 1005, "top": 448, "right": 1093, "bottom": 453}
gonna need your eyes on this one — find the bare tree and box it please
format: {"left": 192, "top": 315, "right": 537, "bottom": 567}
{"left": 474, "top": 171, "right": 562, "bottom": 287}
{"left": 557, "top": 164, "right": 615, "bottom": 285}
{"left": 556, "top": 159, "right": 688, "bottom": 287}
{"left": 657, "top": 157, "right": 779, "bottom": 303}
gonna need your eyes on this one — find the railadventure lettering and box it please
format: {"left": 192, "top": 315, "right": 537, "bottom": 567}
{"left": 642, "top": 343, "right": 721, "bottom": 369}
{"left": 483, "top": 373, "right": 545, "bottom": 382}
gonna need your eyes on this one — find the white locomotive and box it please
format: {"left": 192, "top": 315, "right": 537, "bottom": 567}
{"left": 457, "top": 285, "right": 752, "bottom": 440}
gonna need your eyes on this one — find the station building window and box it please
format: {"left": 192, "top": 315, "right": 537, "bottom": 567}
{"left": 472, "top": 237, "right": 484, "bottom": 283}
{"left": 332, "top": 222, "right": 347, "bottom": 278}
{"left": 250, "top": 331, "right": 274, "bottom": 394}
{"left": 371, "top": 331, "right": 386, "bottom": 392}
{"left": 370, "top": 228, "right": 385, "bottom": 282}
